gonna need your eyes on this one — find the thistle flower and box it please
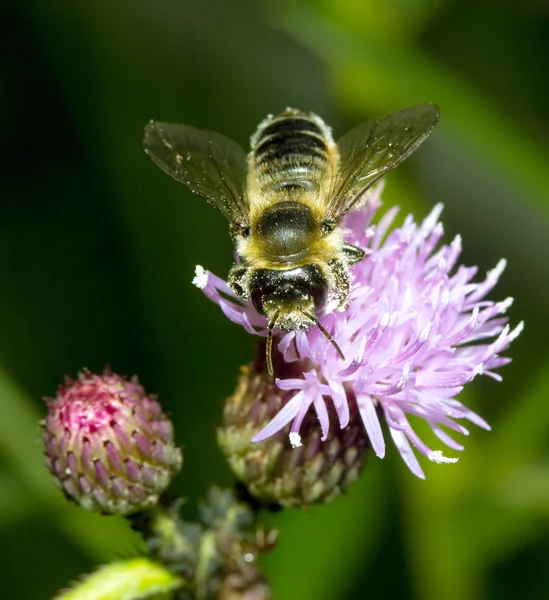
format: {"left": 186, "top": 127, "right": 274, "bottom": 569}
{"left": 42, "top": 369, "right": 182, "bottom": 514}
{"left": 196, "top": 186, "right": 523, "bottom": 479}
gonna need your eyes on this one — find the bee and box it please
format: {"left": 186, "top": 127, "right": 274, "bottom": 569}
{"left": 144, "top": 104, "right": 439, "bottom": 375}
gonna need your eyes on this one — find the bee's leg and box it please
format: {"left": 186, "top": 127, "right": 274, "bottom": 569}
{"left": 328, "top": 258, "right": 351, "bottom": 312}
{"left": 228, "top": 264, "right": 250, "bottom": 299}
{"left": 342, "top": 243, "right": 365, "bottom": 265}
{"left": 227, "top": 265, "right": 250, "bottom": 300}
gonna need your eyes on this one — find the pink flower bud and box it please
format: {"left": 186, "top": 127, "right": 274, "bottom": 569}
{"left": 42, "top": 369, "right": 182, "bottom": 515}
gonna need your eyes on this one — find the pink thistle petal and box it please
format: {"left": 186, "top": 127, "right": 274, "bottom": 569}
{"left": 371, "top": 206, "right": 400, "bottom": 250}
{"left": 431, "top": 425, "right": 464, "bottom": 451}
{"left": 466, "top": 259, "right": 507, "bottom": 305}
{"left": 252, "top": 392, "right": 304, "bottom": 442}
{"left": 219, "top": 300, "right": 261, "bottom": 335}
{"left": 295, "top": 330, "right": 313, "bottom": 360}
{"left": 327, "top": 378, "right": 350, "bottom": 429}
{"left": 313, "top": 395, "right": 330, "bottom": 441}
{"left": 371, "top": 361, "right": 413, "bottom": 396}
{"left": 419, "top": 222, "right": 444, "bottom": 263}
{"left": 357, "top": 395, "right": 385, "bottom": 458}
{"left": 275, "top": 377, "right": 306, "bottom": 391}
{"left": 390, "top": 428, "right": 425, "bottom": 479}
{"left": 290, "top": 399, "right": 312, "bottom": 436}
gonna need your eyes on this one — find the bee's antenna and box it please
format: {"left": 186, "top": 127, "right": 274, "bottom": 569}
{"left": 266, "top": 311, "right": 280, "bottom": 377}
{"left": 300, "top": 310, "right": 345, "bottom": 362}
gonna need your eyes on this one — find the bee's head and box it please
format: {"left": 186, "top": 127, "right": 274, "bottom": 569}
{"left": 250, "top": 265, "right": 328, "bottom": 327}
{"left": 250, "top": 265, "right": 344, "bottom": 375}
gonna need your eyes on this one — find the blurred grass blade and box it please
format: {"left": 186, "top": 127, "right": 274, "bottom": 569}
{"left": 486, "top": 363, "right": 549, "bottom": 472}
{"left": 0, "top": 471, "right": 35, "bottom": 528}
{"left": 268, "top": 5, "right": 549, "bottom": 221}
{"left": 0, "top": 367, "right": 62, "bottom": 503}
{"left": 308, "top": 0, "right": 451, "bottom": 45}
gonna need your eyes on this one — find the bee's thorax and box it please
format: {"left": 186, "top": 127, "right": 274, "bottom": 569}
{"left": 255, "top": 201, "right": 316, "bottom": 260}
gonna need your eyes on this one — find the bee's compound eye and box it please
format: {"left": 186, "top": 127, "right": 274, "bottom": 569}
{"left": 251, "top": 287, "right": 264, "bottom": 314}
{"left": 311, "top": 282, "right": 327, "bottom": 312}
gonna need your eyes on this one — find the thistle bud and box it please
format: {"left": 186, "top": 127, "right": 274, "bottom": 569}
{"left": 42, "top": 369, "right": 182, "bottom": 515}
{"left": 217, "top": 357, "right": 370, "bottom": 508}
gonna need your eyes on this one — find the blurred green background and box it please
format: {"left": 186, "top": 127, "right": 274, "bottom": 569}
{"left": 1, "top": 0, "right": 548, "bottom": 598}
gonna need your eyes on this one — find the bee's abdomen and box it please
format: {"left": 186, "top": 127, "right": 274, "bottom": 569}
{"left": 251, "top": 110, "right": 333, "bottom": 193}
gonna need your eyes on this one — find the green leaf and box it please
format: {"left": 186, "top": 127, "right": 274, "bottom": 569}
{"left": 54, "top": 558, "right": 181, "bottom": 600}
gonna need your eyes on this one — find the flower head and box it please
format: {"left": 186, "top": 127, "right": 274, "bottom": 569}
{"left": 42, "top": 369, "right": 182, "bottom": 514}
{"left": 196, "top": 186, "right": 523, "bottom": 478}
{"left": 218, "top": 358, "right": 369, "bottom": 507}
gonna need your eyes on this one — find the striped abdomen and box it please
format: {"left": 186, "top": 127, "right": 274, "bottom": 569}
{"left": 249, "top": 109, "right": 335, "bottom": 196}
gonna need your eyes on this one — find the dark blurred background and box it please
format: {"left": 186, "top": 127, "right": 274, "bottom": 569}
{"left": 1, "top": 0, "right": 548, "bottom": 598}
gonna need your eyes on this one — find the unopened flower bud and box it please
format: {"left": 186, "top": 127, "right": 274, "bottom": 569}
{"left": 42, "top": 369, "right": 182, "bottom": 515}
{"left": 217, "top": 356, "right": 370, "bottom": 508}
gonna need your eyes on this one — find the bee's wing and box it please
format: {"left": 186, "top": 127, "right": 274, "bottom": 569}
{"left": 326, "top": 103, "right": 439, "bottom": 224}
{"left": 144, "top": 121, "right": 250, "bottom": 228}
